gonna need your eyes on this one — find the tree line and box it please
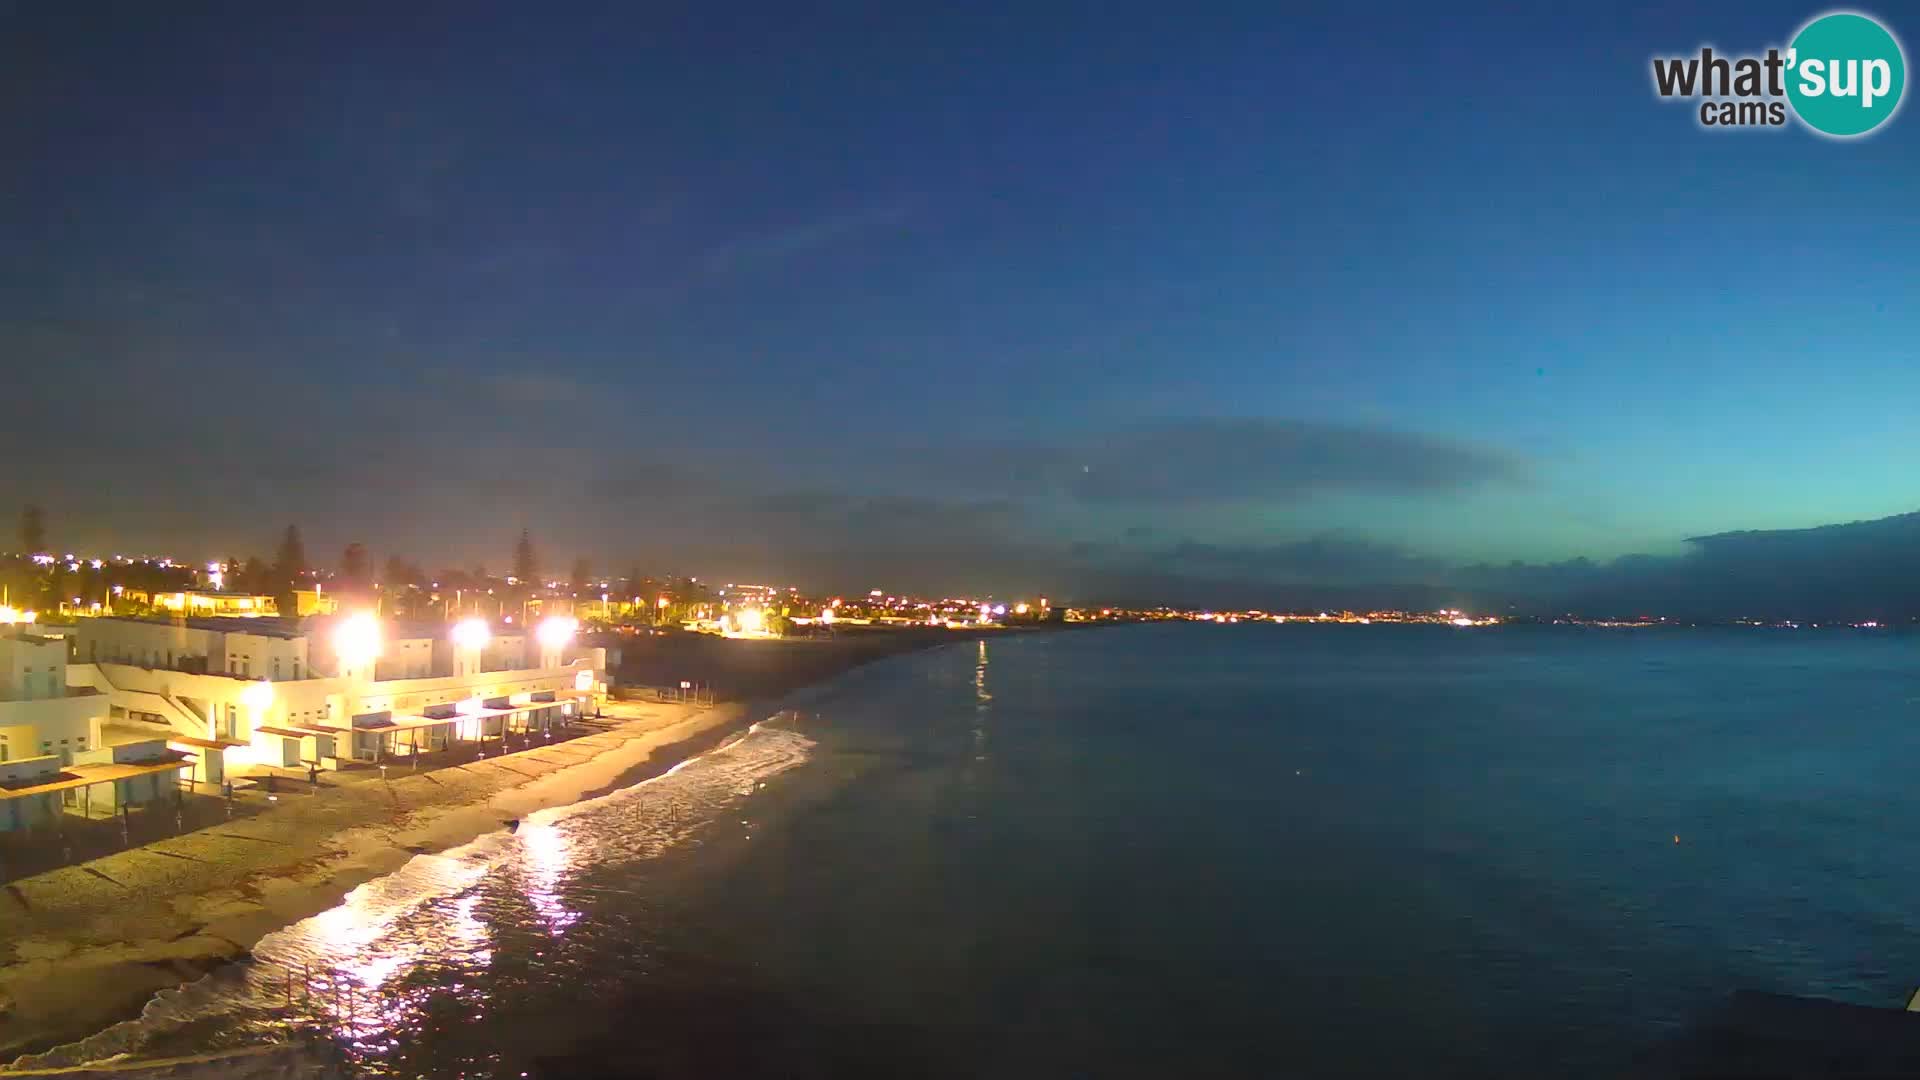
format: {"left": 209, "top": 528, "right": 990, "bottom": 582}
{"left": 7, "top": 507, "right": 688, "bottom": 622}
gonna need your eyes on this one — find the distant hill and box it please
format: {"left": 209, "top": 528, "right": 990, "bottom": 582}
{"left": 1079, "top": 509, "right": 1920, "bottom": 621}
{"left": 1547, "top": 510, "right": 1920, "bottom": 620}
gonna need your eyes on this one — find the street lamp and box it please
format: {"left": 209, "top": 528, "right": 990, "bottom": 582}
{"left": 536, "top": 615, "right": 577, "bottom": 651}
{"left": 240, "top": 680, "right": 274, "bottom": 711}
{"left": 451, "top": 617, "right": 491, "bottom": 651}
{"left": 334, "top": 612, "right": 382, "bottom": 675}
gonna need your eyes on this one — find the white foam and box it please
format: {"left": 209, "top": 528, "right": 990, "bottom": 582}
{"left": 6, "top": 722, "right": 814, "bottom": 1073}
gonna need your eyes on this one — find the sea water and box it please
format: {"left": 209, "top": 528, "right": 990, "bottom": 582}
{"left": 16, "top": 624, "right": 1920, "bottom": 1077}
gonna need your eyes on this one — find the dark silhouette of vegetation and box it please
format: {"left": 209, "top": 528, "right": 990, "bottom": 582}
{"left": 18, "top": 504, "right": 45, "bottom": 556}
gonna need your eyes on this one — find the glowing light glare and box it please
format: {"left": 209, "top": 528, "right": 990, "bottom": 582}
{"left": 820, "top": 607, "right": 836, "bottom": 624}
{"left": 240, "top": 680, "right": 275, "bottom": 710}
{"left": 657, "top": 596, "right": 670, "bottom": 609}
{"left": 736, "top": 608, "right": 765, "bottom": 633}
{"left": 536, "top": 616, "right": 577, "bottom": 650}
{"left": 0, "top": 606, "right": 18, "bottom": 624}
{"left": 993, "top": 604, "right": 1006, "bottom": 615}
{"left": 1452, "top": 616, "right": 1475, "bottom": 627}
{"left": 450, "top": 617, "right": 491, "bottom": 651}
{"left": 1014, "top": 603, "right": 1030, "bottom": 615}
{"left": 333, "top": 612, "right": 383, "bottom": 669}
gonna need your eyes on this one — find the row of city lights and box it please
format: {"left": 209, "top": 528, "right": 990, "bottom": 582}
{"left": 224, "top": 613, "right": 585, "bottom": 715}
{"left": 331, "top": 612, "right": 579, "bottom": 667}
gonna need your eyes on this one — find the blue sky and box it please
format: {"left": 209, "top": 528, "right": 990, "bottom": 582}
{"left": 3, "top": 2, "right": 1917, "bottom": 597}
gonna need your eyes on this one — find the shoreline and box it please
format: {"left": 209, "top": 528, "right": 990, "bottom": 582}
{"left": 0, "top": 626, "right": 1018, "bottom": 1064}
{"left": 0, "top": 698, "right": 760, "bottom": 1062}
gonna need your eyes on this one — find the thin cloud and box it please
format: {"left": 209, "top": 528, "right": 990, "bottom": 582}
{"left": 699, "top": 200, "right": 915, "bottom": 276}
{"left": 882, "top": 418, "right": 1529, "bottom": 505}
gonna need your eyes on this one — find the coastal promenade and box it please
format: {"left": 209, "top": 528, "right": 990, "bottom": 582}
{"left": 0, "top": 694, "right": 748, "bottom": 1060}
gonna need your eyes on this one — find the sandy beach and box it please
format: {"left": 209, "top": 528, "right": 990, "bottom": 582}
{"left": 0, "top": 627, "right": 988, "bottom": 1064}
{"left": 0, "top": 696, "right": 754, "bottom": 1061}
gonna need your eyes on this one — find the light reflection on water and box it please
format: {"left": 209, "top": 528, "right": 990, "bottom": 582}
{"left": 519, "top": 820, "right": 578, "bottom": 936}
{"left": 6, "top": 722, "right": 814, "bottom": 1074}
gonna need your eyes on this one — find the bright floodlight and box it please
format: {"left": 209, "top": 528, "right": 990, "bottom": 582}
{"left": 536, "top": 615, "right": 577, "bottom": 650}
{"left": 333, "top": 612, "right": 382, "bottom": 669}
{"left": 736, "top": 608, "right": 765, "bottom": 633}
{"left": 451, "top": 617, "right": 491, "bottom": 651}
{"left": 240, "top": 680, "right": 274, "bottom": 710}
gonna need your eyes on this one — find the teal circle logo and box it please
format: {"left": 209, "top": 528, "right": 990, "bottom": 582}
{"left": 1786, "top": 12, "right": 1906, "bottom": 137}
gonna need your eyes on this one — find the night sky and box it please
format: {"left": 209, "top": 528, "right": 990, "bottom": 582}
{"left": 4, "top": 3, "right": 1917, "bottom": 603}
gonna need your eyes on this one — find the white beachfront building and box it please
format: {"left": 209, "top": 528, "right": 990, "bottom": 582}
{"left": 0, "top": 627, "right": 104, "bottom": 764}
{"left": 0, "top": 626, "right": 189, "bottom": 832}
{"left": 66, "top": 613, "right": 608, "bottom": 784}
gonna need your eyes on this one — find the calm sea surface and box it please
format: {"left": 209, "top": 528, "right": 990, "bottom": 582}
{"left": 21, "top": 624, "right": 1920, "bottom": 1077}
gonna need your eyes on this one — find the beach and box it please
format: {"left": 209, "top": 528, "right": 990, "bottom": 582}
{"left": 0, "top": 628, "right": 985, "bottom": 1063}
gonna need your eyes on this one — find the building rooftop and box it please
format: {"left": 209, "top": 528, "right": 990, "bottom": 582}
{"left": 90, "top": 614, "right": 311, "bottom": 639}
{"left": 0, "top": 628, "right": 68, "bottom": 645}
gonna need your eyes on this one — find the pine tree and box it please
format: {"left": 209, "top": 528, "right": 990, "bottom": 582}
{"left": 513, "top": 529, "right": 538, "bottom": 585}
{"left": 19, "top": 505, "right": 46, "bottom": 555}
